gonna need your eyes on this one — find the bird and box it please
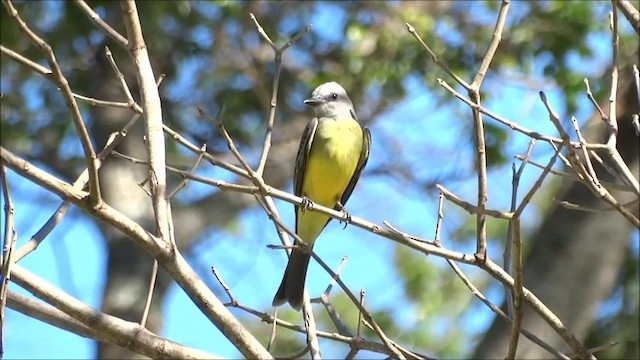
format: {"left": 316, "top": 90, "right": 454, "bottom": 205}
{"left": 272, "top": 81, "right": 371, "bottom": 310}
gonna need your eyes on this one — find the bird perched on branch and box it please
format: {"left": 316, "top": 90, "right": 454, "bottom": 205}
{"left": 272, "top": 81, "right": 371, "bottom": 310}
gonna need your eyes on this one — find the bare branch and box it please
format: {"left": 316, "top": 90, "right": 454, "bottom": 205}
{"left": 8, "top": 291, "right": 98, "bottom": 340}
{"left": 0, "top": 164, "right": 17, "bottom": 355}
{"left": 481, "top": 260, "right": 595, "bottom": 359}
{"left": 139, "top": 260, "right": 158, "bottom": 328}
{"left": 0, "top": 45, "right": 51, "bottom": 76}
{"left": 11, "top": 69, "right": 165, "bottom": 262}
{"left": 74, "top": 0, "right": 129, "bottom": 48}
{"left": 437, "top": 185, "right": 514, "bottom": 220}
{"left": 614, "top": 0, "right": 640, "bottom": 35}
{"left": 437, "top": 79, "right": 609, "bottom": 150}
{"left": 471, "top": 0, "right": 511, "bottom": 88}
{"left": 504, "top": 139, "right": 535, "bottom": 315}
{"left": 249, "top": 14, "right": 311, "bottom": 176}
{"left": 0, "top": 147, "right": 272, "bottom": 358}
{"left": 302, "top": 297, "right": 321, "bottom": 360}
{"left": 2, "top": 0, "right": 101, "bottom": 206}
{"left": 515, "top": 144, "right": 563, "bottom": 217}
{"left": 104, "top": 46, "right": 143, "bottom": 114}
{"left": 119, "top": 1, "right": 173, "bottom": 251}
{"left": 539, "top": 91, "right": 639, "bottom": 226}
{"left": 405, "top": 23, "right": 470, "bottom": 90}
{"left": 506, "top": 218, "right": 523, "bottom": 359}
{"left": 11, "top": 266, "right": 221, "bottom": 359}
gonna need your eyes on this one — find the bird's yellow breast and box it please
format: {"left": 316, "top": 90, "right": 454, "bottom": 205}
{"left": 297, "top": 117, "right": 363, "bottom": 242}
{"left": 302, "top": 118, "right": 363, "bottom": 209}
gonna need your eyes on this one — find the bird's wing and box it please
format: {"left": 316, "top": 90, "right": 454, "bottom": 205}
{"left": 338, "top": 126, "right": 371, "bottom": 209}
{"left": 293, "top": 118, "right": 318, "bottom": 198}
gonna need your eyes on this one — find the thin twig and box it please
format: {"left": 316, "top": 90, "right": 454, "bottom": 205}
{"left": 468, "top": 0, "right": 511, "bottom": 260}
{"left": 434, "top": 192, "right": 444, "bottom": 246}
{"left": 168, "top": 145, "right": 207, "bottom": 199}
{"left": 320, "top": 256, "right": 348, "bottom": 298}
{"left": 345, "top": 346, "right": 359, "bottom": 360}
{"left": 572, "top": 117, "right": 601, "bottom": 187}
{"left": 540, "top": 91, "right": 639, "bottom": 226}
{"left": 70, "top": 92, "right": 138, "bottom": 110}
{"left": 198, "top": 109, "right": 258, "bottom": 180}
{"left": 211, "top": 267, "right": 237, "bottom": 305}
{"left": 3, "top": 0, "right": 101, "bottom": 207}
{"left": 601, "top": 6, "right": 640, "bottom": 195}
{"left": 405, "top": 23, "right": 470, "bottom": 89}
{"left": 313, "top": 257, "right": 352, "bottom": 337}
{"left": 162, "top": 124, "right": 248, "bottom": 177}
{"left": 437, "top": 185, "right": 514, "bottom": 220}
{"left": 504, "top": 139, "right": 535, "bottom": 318}
{"left": 104, "top": 46, "right": 143, "bottom": 114}
{"left": 139, "top": 260, "right": 157, "bottom": 328}
{"left": 506, "top": 218, "right": 523, "bottom": 359}
{"left": 0, "top": 45, "right": 51, "bottom": 76}
{"left": 607, "top": 9, "right": 620, "bottom": 149}
{"left": 289, "top": 345, "right": 311, "bottom": 359}
{"left": 559, "top": 198, "right": 639, "bottom": 213}
{"left": 267, "top": 307, "right": 277, "bottom": 352}
{"left": 584, "top": 78, "right": 607, "bottom": 120}
{"left": 515, "top": 144, "right": 563, "bottom": 217}
{"left": 0, "top": 165, "right": 17, "bottom": 356}
{"left": 249, "top": 14, "right": 311, "bottom": 176}
{"left": 357, "top": 289, "right": 365, "bottom": 338}
{"left": 437, "top": 78, "right": 609, "bottom": 150}
{"left": 384, "top": 222, "right": 436, "bottom": 246}
{"left": 514, "top": 154, "right": 634, "bottom": 192}
{"left": 73, "top": 0, "right": 129, "bottom": 48}
{"left": 470, "top": 0, "right": 512, "bottom": 88}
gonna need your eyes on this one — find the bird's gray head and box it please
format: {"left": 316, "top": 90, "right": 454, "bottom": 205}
{"left": 304, "top": 81, "right": 357, "bottom": 120}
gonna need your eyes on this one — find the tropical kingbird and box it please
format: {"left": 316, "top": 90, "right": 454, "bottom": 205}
{"left": 272, "top": 81, "right": 371, "bottom": 310}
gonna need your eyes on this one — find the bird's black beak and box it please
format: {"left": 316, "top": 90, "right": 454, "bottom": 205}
{"left": 303, "top": 98, "right": 324, "bottom": 106}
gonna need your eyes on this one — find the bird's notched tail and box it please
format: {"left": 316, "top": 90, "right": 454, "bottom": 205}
{"left": 271, "top": 248, "right": 310, "bottom": 310}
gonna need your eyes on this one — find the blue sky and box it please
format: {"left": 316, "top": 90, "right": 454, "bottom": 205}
{"left": 3, "top": 1, "right": 637, "bottom": 359}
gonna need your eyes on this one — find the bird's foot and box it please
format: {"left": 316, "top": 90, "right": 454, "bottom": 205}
{"left": 337, "top": 202, "right": 351, "bottom": 229}
{"left": 301, "top": 196, "right": 313, "bottom": 213}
